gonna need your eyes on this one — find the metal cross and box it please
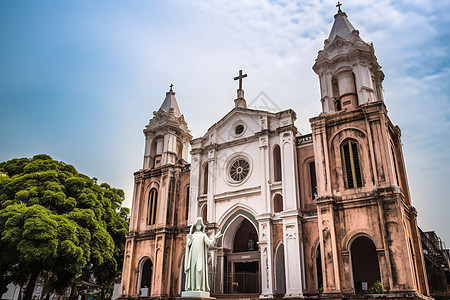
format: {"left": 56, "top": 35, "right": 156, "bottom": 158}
{"left": 234, "top": 70, "right": 247, "bottom": 90}
{"left": 169, "top": 83, "right": 173, "bottom": 92}
{"left": 336, "top": 1, "right": 342, "bottom": 12}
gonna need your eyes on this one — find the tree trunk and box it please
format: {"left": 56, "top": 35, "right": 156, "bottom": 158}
{"left": 68, "top": 282, "right": 76, "bottom": 300}
{"left": 23, "top": 269, "right": 41, "bottom": 300}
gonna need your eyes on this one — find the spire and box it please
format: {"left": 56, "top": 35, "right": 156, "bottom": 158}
{"left": 159, "top": 84, "right": 181, "bottom": 117}
{"left": 327, "top": 11, "right": 357, "bottom": 43}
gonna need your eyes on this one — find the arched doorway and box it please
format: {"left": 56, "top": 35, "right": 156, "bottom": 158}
{"left": 274, "top": 243, "right": 286, "bottom": 295}
{"left": 139, "top": 258, "right": 153, "bottom": 296}
{"left": 222, "top": 216, "right": 260, "bottom": 294}
{"left": 350, "top": 236, "right": 381, "bottom": 293}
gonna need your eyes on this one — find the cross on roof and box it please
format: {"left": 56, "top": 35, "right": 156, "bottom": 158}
{"left": 234, "top": 70, "right": 247, "bottom": 90}
{"left": 169, "top": 83, "right": 173, "bottom": 92}
{"left": 336, "top": 1, "right": 342, "bottom": 12}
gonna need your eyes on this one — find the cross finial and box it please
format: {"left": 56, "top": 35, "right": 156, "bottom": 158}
{"left": 234, "top": 70, "right": 247, "bottom": 91}
{"left": 336, "top": 1, "right": 342, "bottom": 12}
{"left": 169, "top": 83, "right": 173, "bottom": 92}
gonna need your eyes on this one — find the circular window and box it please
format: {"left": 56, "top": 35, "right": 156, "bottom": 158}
{"left": 235, "top": 124, "right": 245, "bottom": 135}
{"left": 229, "top": 159, "right": 250, "bottom": 182}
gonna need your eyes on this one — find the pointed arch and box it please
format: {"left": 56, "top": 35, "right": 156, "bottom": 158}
{"left": 218, "top": 208, "right": 258, "bottom": 249}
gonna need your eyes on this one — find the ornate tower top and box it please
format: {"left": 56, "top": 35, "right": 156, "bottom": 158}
{"left": 313, "top": 7, "right": 384, "bottom": 113}
{"left": 142, "top": 85, "right": 192, "bottom": 169}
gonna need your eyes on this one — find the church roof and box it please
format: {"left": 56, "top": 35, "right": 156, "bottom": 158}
{"left": 159, "top": 89, "right": 181, "bottom": 117}
{"left": 327, "top": 11, "right": 358, "bottom": 43}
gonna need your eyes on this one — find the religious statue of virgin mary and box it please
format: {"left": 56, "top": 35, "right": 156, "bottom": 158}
{"left": 183, "top": 217, "right": 223, "bottom": 296}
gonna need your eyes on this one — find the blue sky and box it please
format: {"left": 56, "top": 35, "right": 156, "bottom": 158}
{"left": 1, "top": 0, "right": 450, "bottom": 244}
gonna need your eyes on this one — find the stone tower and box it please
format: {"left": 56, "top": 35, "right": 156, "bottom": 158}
{"left": 310, "top": 9, "right": 430, "bottom": 299}
{"left": 120, "top": 86, "right": 192, "bottom": 299}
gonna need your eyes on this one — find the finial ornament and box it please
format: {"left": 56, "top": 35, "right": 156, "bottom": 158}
{"left": 234, "top": 70, "right": 247, "bottom": 91}
{"left": 169, "top": 83, "right": 174, "bottom": 92}
{"left": 336, "top": 1, "right": 342, "bottom": 12}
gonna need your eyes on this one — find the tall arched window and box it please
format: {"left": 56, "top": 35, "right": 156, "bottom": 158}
{"left": 185, "top": 186, "right": 190, "bottom": 221}
{"left": 148, "top": 188, "right": 158, "bottom": 225}
{"left": 342, "top": 140, "right": 362, "bottom": 188}
{"left": 309, "top": 161, "right": 317, "bottom": 199}
{"left": 203, "top": 164, "right": 209, "bottom": 194}
{"left": 273, "top": 145, "right": 282, "bottom": 181}
{"left": 391, "top": 147, "right": 399, "bottom": 186}
{"left": 274, "top": 194, "right": 283, "bottom": 213}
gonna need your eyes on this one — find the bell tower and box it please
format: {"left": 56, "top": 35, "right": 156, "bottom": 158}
{"left": 120, "top": 86, "right": 192, "bottom": 300}
{"left": 313, "top": 8, "right": 384, "bottom": 113}
{"left": 310, "top": 7, "right": 430, "bottom": 299}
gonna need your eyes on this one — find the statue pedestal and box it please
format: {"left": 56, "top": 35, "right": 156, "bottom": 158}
{"left": 180, "top": 291, "right": 214, "bottom": 299}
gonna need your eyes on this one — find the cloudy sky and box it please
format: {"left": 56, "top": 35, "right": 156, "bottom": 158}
{"left": 1, "top": 0, "right": 450, "bottom": 244}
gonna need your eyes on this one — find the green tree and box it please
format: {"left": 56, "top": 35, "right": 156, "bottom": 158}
{"left": 0, "top": 155, "right": 129, "bottom": 300}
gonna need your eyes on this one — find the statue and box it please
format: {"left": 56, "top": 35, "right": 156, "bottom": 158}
{"left": 182, "top": 217, "right": 222, "bottom": 298}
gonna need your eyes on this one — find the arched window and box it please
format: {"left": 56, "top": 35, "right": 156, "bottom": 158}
{"left": 274, "top": 194, "right": 283, "bottom": 213}
{"left": 350, "top": 236, "right": 381, "bottom": 293}
{"left": 342, "top": 140, "right": 362, "bottom": 188}
{"left": 148, "top": 188, "right": 158, "bottom": 225}
{"left": 391, "top": 147, "right": 399, "bottom": 186}
{"left": 201, "top": 204, "right": 207, "bottom": 223}
{"left": 185, "top": 186, "right": 190, "bottom": 221}
{"left": 309, "top": 161, "right": 317, "bottom": 199}
{"left": 203, "top": 164, "right": 209, "bottom": 194}
{"left": 273, "top": 145, "right": 282, "bottom": 181}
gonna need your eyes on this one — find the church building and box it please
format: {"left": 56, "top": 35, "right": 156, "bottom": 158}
{"left": 119, "top": 7, "right": 431, "bottom": 300}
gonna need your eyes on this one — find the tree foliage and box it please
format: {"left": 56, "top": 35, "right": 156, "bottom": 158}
{"left": 0, "top": 155, "right": 129, "bottom": 299}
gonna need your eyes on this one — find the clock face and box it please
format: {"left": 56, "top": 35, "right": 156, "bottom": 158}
{"left": 229, "top": 158, "right": 250, "bottom": 182}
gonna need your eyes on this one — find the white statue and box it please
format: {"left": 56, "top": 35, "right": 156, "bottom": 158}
{"left": 184, "top": 217, "right": 222, "bottom": 295}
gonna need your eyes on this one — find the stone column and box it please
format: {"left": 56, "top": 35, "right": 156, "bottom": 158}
{"left": 257, "top": 218, "right": 275, "bottom": 298}
{"left": 207, "top": 149, "right": 216, "bottom": 223}
{"left": 281, "top": 214, "right": 304, "bottom": 298}
{"left": 317, "top": 200, "right": 341, "bottom": 294}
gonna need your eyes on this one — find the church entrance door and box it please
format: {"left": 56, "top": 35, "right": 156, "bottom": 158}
{"left": 223, "top": 217, "right": 261, "bottom": 294}
{"left": 233, "top": 261, "right": 259, "bottom": 293}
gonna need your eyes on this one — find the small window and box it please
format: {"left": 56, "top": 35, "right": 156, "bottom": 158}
{"left": 148, "top": 188, "right": 158, "bottom": 225}
{"left": 274, "top": 194, "right": 283, "bottom": 213}
{"left": 235, "top": 124, "right": 245, "bottom": 135}
{"left": 342, "top": 140, "right": 362, "bottom": 188}
{"left": 273, "top": 145, "right": 282, "bottom": 182}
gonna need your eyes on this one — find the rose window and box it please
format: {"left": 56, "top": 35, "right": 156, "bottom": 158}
{"left": 229, "top": 159, "right": 250, "bottom": 182}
